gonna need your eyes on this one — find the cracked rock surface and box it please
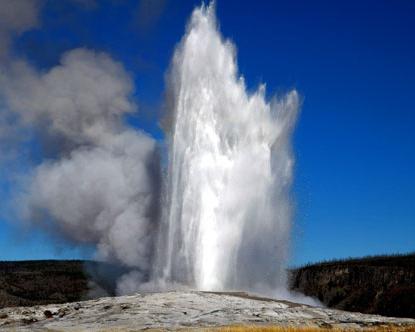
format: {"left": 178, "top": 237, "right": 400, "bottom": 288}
{"left": 0, "top": 291, "right": 414, "bottom": 331}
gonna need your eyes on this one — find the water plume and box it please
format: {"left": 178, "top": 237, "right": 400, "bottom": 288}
{"left": 154, "top": 3, "right": 299, "bottom": 295}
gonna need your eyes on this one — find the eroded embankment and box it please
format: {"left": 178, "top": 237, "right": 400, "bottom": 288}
{"left": 290, "top": 253, "right": 415, "bottom": 318}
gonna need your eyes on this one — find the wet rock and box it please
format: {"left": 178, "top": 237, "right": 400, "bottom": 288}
{"left": 44, "top": 310, "right": 53, "bottom": 318}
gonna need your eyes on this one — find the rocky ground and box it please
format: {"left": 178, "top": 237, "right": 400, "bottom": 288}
{"left": 0, "top": 291, "right": 414, "bottom": 331}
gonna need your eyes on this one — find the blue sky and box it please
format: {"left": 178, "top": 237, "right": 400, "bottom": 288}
{"left": 1, "top": 0, "right": 414, "bottom": 265}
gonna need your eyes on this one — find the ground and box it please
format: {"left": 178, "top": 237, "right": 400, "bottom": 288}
{"left": 0, "top": 291, "right": 414, "bottom": 331}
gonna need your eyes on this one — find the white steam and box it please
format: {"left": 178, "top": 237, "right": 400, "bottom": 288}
{"left": 2, "top": 49, "right": 135, "bottom": 143}
{"left": 0, "top": 0, "right": 40, "bottom": 58}
{"left": 0, "top": 47, "right": 160, "bottom": 285}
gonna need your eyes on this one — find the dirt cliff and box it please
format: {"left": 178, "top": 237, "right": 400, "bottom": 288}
{"left": 0, "top": 260, "right": 124, "bottom": 308}
{"left": 290, "top": 253, "right": 415, "bottom": 318}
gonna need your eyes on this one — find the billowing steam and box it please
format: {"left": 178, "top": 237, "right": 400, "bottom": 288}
{"left": 1, "top": 2, "right": 299, "bottom": 297}
{"left": 0, "top": 5, "right": 160, "bottom": 288}
{"left": 0, "top": 0, "right": 39, "bottom": 58}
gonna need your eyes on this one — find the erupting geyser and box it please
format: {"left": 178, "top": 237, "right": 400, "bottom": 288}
{"left": 153, "top": 3, "right": 299, "bottom": 294}
{"left": 0, "top": 1, "right": 300, "bottom": 297}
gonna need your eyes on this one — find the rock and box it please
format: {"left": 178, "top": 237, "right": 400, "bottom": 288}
{"left": 0, "top": 291, "right": 413, "bottom": 331}
{"left": 57, "top": 308, "right": 67, "bottom": 318}
{"left": 43, "top": 310, "right": 53, "bottom": 318}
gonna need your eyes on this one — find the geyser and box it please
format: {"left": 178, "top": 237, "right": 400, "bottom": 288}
{"left": 153, "top": 3, "right": 299, "bottom": 294}
{"left": 0, "top": 1, "right": 300, "bottom": 297}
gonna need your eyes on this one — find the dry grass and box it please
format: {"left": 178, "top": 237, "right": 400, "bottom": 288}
{"left": 190, "top": 325, "right": 415, "bottom": 332}
{"left": 95, "top": 325, "right": 415, "bottom": 332}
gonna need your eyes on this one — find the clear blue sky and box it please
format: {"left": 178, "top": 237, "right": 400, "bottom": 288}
{"left": 1, "top": 0, "right": 414, "bottom": 265}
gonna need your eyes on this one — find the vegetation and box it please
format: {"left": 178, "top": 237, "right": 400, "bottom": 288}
{"left": 291, "top": 252, "right": 415, "bottom": 269}
{"left": 290, "top": 252, "right": 415, "bottom": 318}
{"left": 0, "top": 260, "right": 124, "bottom": 308}
{"left": 209, "top": 326, "right": 415, "bottom": 332}
{"left": 102, "top": 326, "right": 415, "bottom": 332}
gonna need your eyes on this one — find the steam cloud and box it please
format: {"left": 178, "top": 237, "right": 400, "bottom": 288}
{"left": 0, "top": 0, "right": 40, "bottom": 58}
{"left": 1, "top": 1, "right": 300, "bottom": 298}
{"left": 0, "top": 1, "right": 159, "bottom": 293}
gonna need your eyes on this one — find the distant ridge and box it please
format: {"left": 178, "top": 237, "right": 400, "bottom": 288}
{"left": 0, "top": 260, "right": 125, "bottom": 308}
{"left": 290, "top": 252, "right": 415, "bottom": 318}
{"left": 293, "top": 252, "right": 415, "bottom": 269}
